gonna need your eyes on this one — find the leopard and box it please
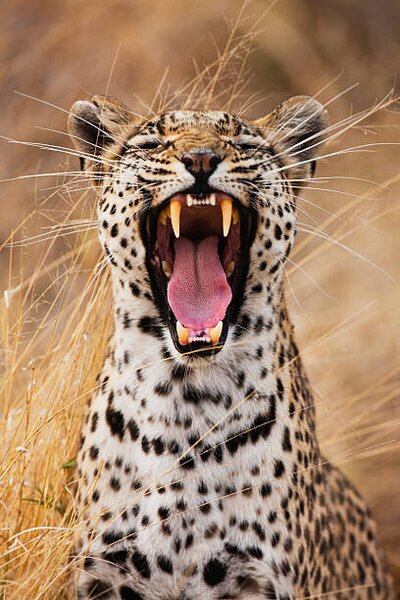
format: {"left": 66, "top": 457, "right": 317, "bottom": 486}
{"left": 67, "top": 94, "right": 393, "bottom": 600}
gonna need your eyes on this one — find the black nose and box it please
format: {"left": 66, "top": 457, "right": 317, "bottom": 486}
{"left": 180, "top": 150, "right": 222, "bottom": 179}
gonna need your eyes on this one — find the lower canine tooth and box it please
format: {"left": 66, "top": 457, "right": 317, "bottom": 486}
{"left": 170, "top": 200, "right": 181, "bottom": 238}
{"left": 209, "top": 321, "right": 223, "bottom": 344}
{"left": 177, "top": 321, "right": 190, "bottom": 345}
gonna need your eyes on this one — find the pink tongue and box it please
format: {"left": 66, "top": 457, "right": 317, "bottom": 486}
{"left": 167, "top": 236, "right": 232, "bottom": 330}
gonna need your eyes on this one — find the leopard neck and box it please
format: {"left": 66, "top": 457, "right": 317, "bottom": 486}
{"left": 107, "top": 272, "right": 319, "bottom": 462}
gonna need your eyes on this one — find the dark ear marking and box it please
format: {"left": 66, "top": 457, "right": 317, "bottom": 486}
{"left": 253, "top": 96, "right": 329, "bottom": 182}
{"left": 68, "top": 95, "right": 138, "bottom": 171}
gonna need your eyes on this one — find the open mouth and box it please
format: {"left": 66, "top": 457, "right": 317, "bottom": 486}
{"left": 142, "top": 188, "right": 256, "bottom": 355}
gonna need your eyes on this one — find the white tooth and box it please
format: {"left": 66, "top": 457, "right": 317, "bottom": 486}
{"left": 170, "top": 199, "right": 181, "bottom": 238}
{"left": 187, "top": 194, "right": 193, "bottom": 207}
{"left": 226, "top": 261, "right": 235, "bottom": 278}
{"left": 210, "top": 193, "right": 216, "bottom": 206}
{"left": 162, "top": 261, "right": 172, "bottom": 278}
{"left": 221, "top": 197, "right": 233, "bottom": 237}
{"left": 209, "top": 321, "right": 223, "bottom": 344}
{"left": 177, "top": 321, "right": 190, "bottom": 345}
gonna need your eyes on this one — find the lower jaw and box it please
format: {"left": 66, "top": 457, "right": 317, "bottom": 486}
{"left": 168, "top": 311, "right": 230, "bottom": 357}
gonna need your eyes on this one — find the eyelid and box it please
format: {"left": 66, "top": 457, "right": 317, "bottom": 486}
{"left": 236, "top": 140, "right": 263, "bottom": 150}
{"left": 134, "top": 138, "right": 162, "bottom": 150}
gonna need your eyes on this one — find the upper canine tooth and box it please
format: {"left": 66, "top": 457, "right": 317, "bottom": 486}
{"left": 210, "top": 193, "right": 216, "bottom": 206}
{"left": 232, "top": 206, "right": 240, "bottom": 225}
{"left": 176, "top": 321, "right": 190, "bottom": 345}
{"left": 170, "top": 199, "right": 181, "bottom": 238}
{"left": 187, "top": 194, "right": 193, "bottom": 207}
{"left": 209, "top": 321, "right": 223, "bottom": 345}
{"left": 220, "top": 197, "right": 232, "bottom": 237}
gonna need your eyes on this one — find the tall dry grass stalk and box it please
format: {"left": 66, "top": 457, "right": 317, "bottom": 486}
{"left": 1, "top": 1, "right": 399, "bottom": 597}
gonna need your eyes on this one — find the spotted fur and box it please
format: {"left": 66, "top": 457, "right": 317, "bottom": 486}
{"left": 68, "top": 95, "right": 393, "bottom": 599}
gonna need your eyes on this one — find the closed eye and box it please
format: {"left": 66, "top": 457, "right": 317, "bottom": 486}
{"left": 236, "top": 142, "right": 263, "bottom": 151}
{"left": 136, "top": 139, "right": 161, "bottom": 150}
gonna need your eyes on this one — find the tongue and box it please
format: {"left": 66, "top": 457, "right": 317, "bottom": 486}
{"left": 167, "top": 236, "right": 232, "bottom": 331}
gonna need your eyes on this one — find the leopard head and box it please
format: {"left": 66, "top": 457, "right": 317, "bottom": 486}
{"left": 68, "top": 95, "right": 328, "bottom": 358}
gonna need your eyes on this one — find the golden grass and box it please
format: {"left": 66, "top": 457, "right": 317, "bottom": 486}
{"left": 1, "top": 1, "right": 399, "bottom": 597}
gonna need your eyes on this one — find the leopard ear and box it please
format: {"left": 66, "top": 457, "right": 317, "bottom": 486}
{"left": 254, "top": 96, "right": 329, "bottom": 181}
{"left": 68, "top": 95, "right": 135, "bottom": 169}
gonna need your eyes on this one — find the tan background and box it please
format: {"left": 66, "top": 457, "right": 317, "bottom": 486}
{"left": 0, "top": 0, "right": 399, "bottom": 597}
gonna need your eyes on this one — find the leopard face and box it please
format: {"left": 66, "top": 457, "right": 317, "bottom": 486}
{"left": 69, "top": 96, "right": 327, "bottom": 359}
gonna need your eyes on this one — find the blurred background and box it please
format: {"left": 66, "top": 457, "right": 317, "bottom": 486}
{"left": 0, "top": 0, "right": 399, "bottom": 597}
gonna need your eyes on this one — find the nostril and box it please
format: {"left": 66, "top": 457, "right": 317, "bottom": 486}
{"left": 180, "top": 150, "right": 222, "bottom": 177}
{"left": 181, "top": 154, "right": 194, "bottom": 169}
{"left": 208, "top": 153, "right": 221, "bottom": 170}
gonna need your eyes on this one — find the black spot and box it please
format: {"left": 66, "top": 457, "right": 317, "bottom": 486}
{"left": 198, "top": 480, "right": 208, "bottom": 495}
{"left": 154, "top": 381, "right": 172, "bottom": 396}
{"left": 153, "top": 437, "right": 165, "bottom": 455}
{"left": 282, "top": 426, "right": 292, "bottom": 452}
{"left": 171, "top": 363, "right": 186, "bottom": 380}
{"left": 274, "top": 459, "right": 285, "bottom": 478}
{"left": 247, "top": 545, "right": 263, "bottom": 559}
{"left": 127, "top": 419, "right": 140, "bottom": 441}
{"left": 158, "top": 506, "right": 170, "bottom": 520}
{"left": 260, "top": 483, "right": 272, "bottom": 498}
{"left": 104, "top": 549, "right": 127, "bottom": 564}
{"left": 274, "top": 224, "right": 282, "bottom": 240}
{"left": 120, "top": 586, "right": 144, "bottom": 600}
{"left": 102, "top": 530, "right": 125, "bottom": 546}
{"left": 226, "top": 435, "right": 239, "bottom": 455}
{"left": 89, "top": 445, "right": 99, "bottom": 460}
{"left": 264, "top": 582, "right": 277, "bottom": 599}
{"left": 129, "top": 282, "right": 141, "bottom": 297}
{"left": 214, "top": 446, "right": 223, "bottom": 463}
{"left": 141, "top": 436, "right": 150, "bottom": 454}
{"left": 168, "top": 440, "right": 181, "bottom": 454}
{"left": 157, "top": 555, "right": 173, "bottom": 574}
{"left": 131, "top": 550, "right": 151, "bottom": 579}
{"left": 200, "top": 502, "right": 211, "bottom": 514}
{"left": 180, "top": 455, "right": 195, "bottom": 470}
{"left": 110, "top": 224, "right": 118, "bottom": 238}
{"left": 203, "top": 558, "right": 227, "bottom": 586}
{"left": 251, "top": 283, "right": 262, "bottom": 293}
{"left": 110, "top": 477, "right": 121, "bottom": 491}
{"left": 138, "top": 316, "right": 163, "bottom": 338}
{"left": 105, "top": 405, "right": 125, "bottom": 440}
{"left": 271, "top": 531, "right": 280, "bottom": 547}
{"left": 90, "top": 413, "right": 98, "bottom": 433}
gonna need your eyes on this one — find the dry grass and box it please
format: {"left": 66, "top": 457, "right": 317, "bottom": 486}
{"left": 0, "top": 1, "right": 399, "bottom": 598}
